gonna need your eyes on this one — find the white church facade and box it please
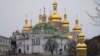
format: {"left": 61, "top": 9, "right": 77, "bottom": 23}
{"left": 10, "top": 0, "right": 83, "bottom": 55}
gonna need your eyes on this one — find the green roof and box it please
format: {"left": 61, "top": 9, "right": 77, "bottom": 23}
{"left": 52, "top": 34, "right": 61, "bottom": 39}
{"left": 32, "top": 23, "right": 56, "bottom": 30}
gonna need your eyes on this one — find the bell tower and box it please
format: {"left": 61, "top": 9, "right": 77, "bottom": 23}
{"left": 76, "top": 29, "right": 87, "bottom": 56}
{"left": 48, "top": 0, "right": 62, "bottom": 29}
{"left": 62, "top": 9, "right": 69, "bottom": 34}
{"left": 72, "top": 15, "right": 81, "bottom": 41}
{"left": 22, "top": 15, "right": 31, "bottom": 31}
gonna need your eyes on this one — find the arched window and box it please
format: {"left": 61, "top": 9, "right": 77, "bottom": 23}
{"left": 38, "top": 38, "right": 40, "bottom": 45}
{"left": 32, "top": 39, "right": 35, "bottom": 45}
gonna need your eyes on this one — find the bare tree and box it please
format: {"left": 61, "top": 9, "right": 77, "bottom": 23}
{"left": 67, "top": 40, "right": 76, "bottom": 56}
{"left": 86, "top": 0, "right": 100, "bottom": 27}
{"left": 44, "top": 39, "right": 59, "bottom": 55}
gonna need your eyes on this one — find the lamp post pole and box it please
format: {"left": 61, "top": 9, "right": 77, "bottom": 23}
{"left": 32, "top": 39, "right": 33, "bottom": 54}
{"left": 24, "top": 40, "right": 25, "bottom": 54}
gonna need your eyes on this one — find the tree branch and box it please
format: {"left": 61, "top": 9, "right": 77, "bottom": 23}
{"left": 94, "top": 0, "right": 100, "bottom": 6}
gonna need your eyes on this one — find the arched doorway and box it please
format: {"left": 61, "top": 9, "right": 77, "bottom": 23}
{"left": 18, "top": 49, "right": 21, "bottom": 53}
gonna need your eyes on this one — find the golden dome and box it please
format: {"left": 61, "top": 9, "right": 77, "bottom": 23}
{"left": 49, "top": 0, "right": 61, "bottom": 22}
{"left": 73, "top": 18, "right": 81, "bottom": 32}
{"left": 62, "top": 20, "right": 69, "bottom": 26}
{"left": 78, "top": 30, "right": 84, "bottom": 37}
{"left": 23, "top": 24, "right": 31, "bottom": 31}
{"left": 62, "top": 11, "right": 69, "bottom": 26}
{"left": 22, "top": 15, "right": 32, "bottom": 31}
{"left": 73, "top": 24, "right": 81, "bottom": 30}
{"left": 23, "top": 24, "right": 30, "bottom": 28}
{"left": 76, "top": 48, "right": 87, "bottom": 50}
{"left": 51, "top": 11, "right": 61, "bottom": 21}
{"left": 62, "top": 19, "right": 69, "bottom": 24}
{"left": 76, "top": 43, "right": 87, "bottom": 48}
{"left": 23, "top": 27, "right": 30, "bottom": 31}
{"left": 76, "top": 29, "right": 87, "bottom": 49}
{"left": 29, "top": 25, "right": 32, "bottom": 29}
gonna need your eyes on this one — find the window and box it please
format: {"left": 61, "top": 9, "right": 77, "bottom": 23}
{"left": 19, "top": 42, "right": 22, "bottom": 45}
{"left": 32, "top": 39, "right": 35, "bottom": 45}
{"left": 0, "top": 49, "right": 2, "bottom": 52}
{"left": 0, "top": 39, "right": 2, "bottom": 43}
{"left": 3, "top": 39, "right": 5, "bottom": 43}
{"left": 27, "top": 46, "right": 29, "bottom": 51}
{"left": 32, "top": 38, "right": 40, "bottom": 45}
{"left": 36, "top": 38, "right": 40, "bottom": 45}
{"left": 45, "top": 31, "right": 47, "bottom": 34}
{"left": 6, "top": 40, "right": 7, "bottom": 44}
{"left": 9, "top": 40, "right": 11, "bottom": 44}
{"left": 36, "top": 38, "right": 38, "bottom": 45}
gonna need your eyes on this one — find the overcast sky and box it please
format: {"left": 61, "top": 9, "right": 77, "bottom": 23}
{"left": 0, "top": 0, "right": 100, "bottom": 39}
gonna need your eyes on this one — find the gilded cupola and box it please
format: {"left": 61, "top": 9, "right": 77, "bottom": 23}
{"left": 62, "top": 9, "right": 69, "bottom": 26}
{"left": 49, "top": 0, "right": 61, "bottom": 22}
{"left": 73, "top": 16, "right": 81, "bottom": 32}
{"left": 23, "top": 15, "right": 31, "bottom": 31}
{"left": 76, "top": 28, "right": 87, "bottom": 56}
